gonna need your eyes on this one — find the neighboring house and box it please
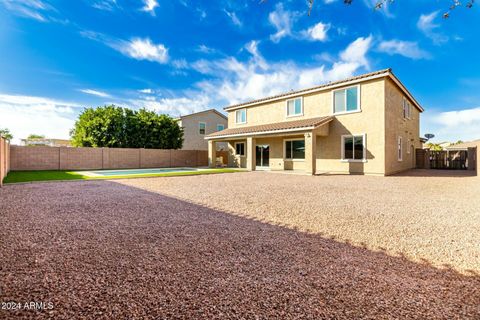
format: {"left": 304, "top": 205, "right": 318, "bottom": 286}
{"left": 175, "top": 109, "right": 228, "bottom": 150}
{"left": 206, "top": 68, "right": 423, "bottom": 176}
{"left": 445, "top": 139, "right": 480, "bottom": 151}
{"left": 20, "top": 138, "right": 71, "bottom": 147}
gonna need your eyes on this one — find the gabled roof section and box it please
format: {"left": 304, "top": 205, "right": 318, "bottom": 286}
{"left": 206, "top": 116, "right": 333, "bottom": 140}
{"left": 175, "top": 108, "right": 227, "bottom": 121}
{"left": 223, "top": 68, "right": 424, "bottom": 113}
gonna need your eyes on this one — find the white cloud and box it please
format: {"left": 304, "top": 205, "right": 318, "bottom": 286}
{"left": 417, "top": 11, "right": 448, "bottom": 44}
{"left": 224, "top": 10, "right": 242, "bottom": 27}
{"left": 141, "top": 0, "right": 158, "bottom": 14}
{"left": 303, "top": 22, "right": 330, "bottom": 41}
{"left": 190, "top": 36, "right": 372, "bottom": 106}
{"left": 79, "top": 89, "right": 111, "bottom": 98}
{"left": 196, "top": 44, "right": 216, "bottom": 54}
{"left": 0, "top": 94, "right": 80, "bottom": 144}
{"left": 81, "top": 31, "right": 169, "bottom": 64}
{"left": 422, "top": 107, "right": 480, "bottom": 142}
{"left": 377, "top": 40, "right": 430, "bottom": 60}
{"left": 128, "top": 95, "right": 212, "bottom": 117}
{"left": 120, "top": 38, "right": 168, "bottom": 63}
{"left": 138, "top": 89, "right": 153, "bottom": 94}
{"left": 269, "top": 3, "right": 296, "bottom": 43}
{"left": 0, "top": 0, "right": 53, "bottom": 22}
{"left": 91, "top": 0, "right": 118, "bottom": 11}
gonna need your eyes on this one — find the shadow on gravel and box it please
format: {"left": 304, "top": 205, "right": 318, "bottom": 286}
{"left": 392, "top": 169, "right": 478, "bottom": 178}
{"left": 0, "top": 180, "right": 479, "bottom": 319}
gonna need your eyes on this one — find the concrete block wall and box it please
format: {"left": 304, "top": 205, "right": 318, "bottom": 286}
{"left": 0, "top": 137, "right": 10, "bottom": 187}
{"left": 10, "top": 146, "right": 209, "bottom": 171}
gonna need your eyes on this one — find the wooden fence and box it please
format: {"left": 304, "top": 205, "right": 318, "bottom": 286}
{"left": 0, "top": 137, "right": 10, "bottom": 187}
{"left": 416, "top": 147, "right": 477, "bottom": 172}
{"left": 10, "top": 146, "right": 208, "bottom": 171}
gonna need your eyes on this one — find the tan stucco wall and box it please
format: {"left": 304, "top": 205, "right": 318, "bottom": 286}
{"left": 315, "top": 80, "right": 386, "bottom": 175}
{"left": 384, "top": 78, "right": 421, "bottom": 175}
{"left": 226, "top": 79, "right": 387, "bottom": 175}
{"left": 222, "top": 77, "right": 421, "bottom": 175}
{"left": 179, "top": 111, "right": 227, "bottom": 150}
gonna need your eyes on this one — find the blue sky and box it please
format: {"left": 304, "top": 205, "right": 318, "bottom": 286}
{"left": 0, "top": 0, "right": 479, "bottom": 144}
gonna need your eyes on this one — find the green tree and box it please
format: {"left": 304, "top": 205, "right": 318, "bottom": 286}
{"left": 27, "top": 134, "right": 45, "bottom": 139}
{"left": 70, "top": 105, "right": 183, "bottom": 149}
{"left": 0, "top": 128, "right": 13, "bottom": 141}
{"left": 425, "top": 142, "right": 443, "bottom": 151}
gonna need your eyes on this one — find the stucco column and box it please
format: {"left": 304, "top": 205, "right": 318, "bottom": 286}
{"left": 304, "top": 131, "right": 316, "bottom": 175}
{"left": 246, "top": 137, "right": 256, "bottom": 171}
{"left": 208, "top": 140, "right": 216, "bottom": 168}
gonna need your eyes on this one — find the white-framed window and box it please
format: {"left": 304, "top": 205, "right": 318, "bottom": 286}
{"left": 217, "top": 124, "right": 225, "bottom": 131}
{"left": 398, "top": 136, "right": 403, "bottom": 161}
{"left": 341, "top": 134, "right": 366, "bottom": 161}
{"left": 235, "top": 142, "right": 245, "bottom": 156}
{"left": 333, "top": 85, "right": 360, "bottom": 114}
{"left": 199, "top": 122, "right": 206, "bottom": 135}
{"left": 403, "top": 97, "right": 411, "bottom": 119}
{"left": 286, "top": 97, "right": 303, "bottom": 117}
{"left": 284, "top": 139, "right": 305, "bottom": 160}
{"left": 235, "top": 109, "right": 247, "bottom": 124}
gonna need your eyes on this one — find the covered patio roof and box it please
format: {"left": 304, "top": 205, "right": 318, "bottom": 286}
{"left": 206, "top": 116, "right": 333, "bottom": 140}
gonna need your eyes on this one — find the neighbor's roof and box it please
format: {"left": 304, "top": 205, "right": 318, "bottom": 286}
{"left": 445, "top": 139, "right": 480, "bottom": 150}
{"left": 174, "top": 108, "right": 227, "bottom": 121}
{"left": 223, "top": 68, "right": 424, "bottom": 113}
{"left": 206, "top": 116, "right": 333, "bottom": 139}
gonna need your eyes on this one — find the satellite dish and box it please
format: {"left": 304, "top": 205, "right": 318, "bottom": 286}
{"left": 424, "top": 133, "right": 435, "bottom": 141}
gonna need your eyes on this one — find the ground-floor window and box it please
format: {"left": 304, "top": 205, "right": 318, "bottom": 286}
{"left": 235, "top": 142, "right": 245, "bottom": 156}
{"left": 285, "top": 139, "right": 305, "bottom": 160}
{"left": 341, "top": 134, "right": 366, "bottom": 161}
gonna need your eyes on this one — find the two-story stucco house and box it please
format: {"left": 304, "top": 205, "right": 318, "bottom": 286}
{"left": 206, "top": 69, "right": 423, "bottom": 176}
{"left": 175, "top": 109, "right": 228, "bottom": 150}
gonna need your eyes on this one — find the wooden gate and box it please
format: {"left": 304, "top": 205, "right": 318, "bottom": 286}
{"left": 429, "top": 150, "right": 468, "bottom": 170}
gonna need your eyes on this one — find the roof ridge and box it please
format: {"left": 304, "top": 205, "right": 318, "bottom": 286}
{"left": 223, "top": 68, "right": 392, "bottom": 110}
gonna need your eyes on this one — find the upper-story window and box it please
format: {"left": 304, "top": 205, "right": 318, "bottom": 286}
{"left": 199, "top": 122, "right": 206, "bottom": 135}
{"left": 403, "top": 97, "right": 411, "bottom": 119}
{"left": 333, "top": 85, "right": 360, "bottom": 114}
{"left": 235, "top": 109, "right": 247, "bottom": 124}
{"left": 286, "top": 97, "right": 303, "bottom": 117}
{"left": 217, "top": 124, "right": 225, "bottom": 131}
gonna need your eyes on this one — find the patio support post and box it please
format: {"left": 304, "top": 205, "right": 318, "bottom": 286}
{"left": 208, "top": 140, "right": 216, "bottom": 168}
{"left": 304, "top": 131, "right": 316, "bottom": 175}
{"left": 246, "top": 137, "right": 256, "bottom": 171}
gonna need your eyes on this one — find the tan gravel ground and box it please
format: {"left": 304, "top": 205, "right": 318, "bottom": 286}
{"left": 1, "top": 170, "right": 479, "bottom": 319}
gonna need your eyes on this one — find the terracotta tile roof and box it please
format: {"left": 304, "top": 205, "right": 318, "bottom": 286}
{"left": 224, "top": 69, "right": 392, "bottom": 111}
{"left": 206, "top": 116, "right": 333, "bottom": 139}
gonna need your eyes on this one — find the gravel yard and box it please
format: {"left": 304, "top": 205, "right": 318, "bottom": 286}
{"left": 1, "top": 170, "right": 479, "bottom": 319}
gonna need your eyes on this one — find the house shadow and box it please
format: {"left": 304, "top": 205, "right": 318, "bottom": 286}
{"left": 1, "top": 179, "right": 479, "bottom": 319}
{"left": 392, "top": 169, "right": 478, "bottom": 178}
{"left": 317, "top": 119, "right": 374, "bottom": 175}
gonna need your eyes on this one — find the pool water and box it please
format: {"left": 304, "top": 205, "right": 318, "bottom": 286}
{"left": 88, "top": 168, "right": 198, "bottom": 176}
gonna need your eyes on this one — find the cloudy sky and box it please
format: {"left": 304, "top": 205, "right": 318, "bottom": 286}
{"left": 0, "top": 0, "right": 479, "bottom": 144}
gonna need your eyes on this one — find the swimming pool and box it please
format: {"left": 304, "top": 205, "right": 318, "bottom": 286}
{"left": 83, "top": 167, "right": 200, "bottom": 177}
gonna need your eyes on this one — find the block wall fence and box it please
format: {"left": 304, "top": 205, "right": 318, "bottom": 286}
{"left": 0, "top": 137, "right": 10, "bottom": 187}
{"left": 9, "top": 146, "right": 210, "bottom": 171}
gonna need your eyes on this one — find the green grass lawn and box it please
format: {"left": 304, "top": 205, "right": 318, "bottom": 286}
{"left": 3, "top": 168, "right": 241, "bottom": 184}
